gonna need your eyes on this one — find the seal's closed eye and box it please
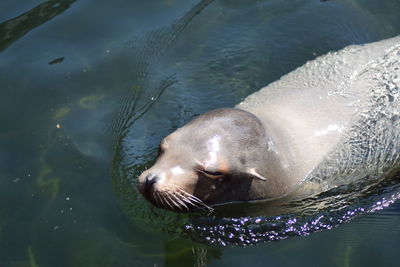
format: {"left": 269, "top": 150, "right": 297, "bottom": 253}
{"left": 202, "top": 170, "right": 224, "bottom": 177}
{"left": 195, "top": 168, "right": 225, "bottom": 179}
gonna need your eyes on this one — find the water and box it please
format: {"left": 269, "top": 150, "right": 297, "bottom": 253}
{"left": 1, "top": 0, "right": 400, "bottom": 266}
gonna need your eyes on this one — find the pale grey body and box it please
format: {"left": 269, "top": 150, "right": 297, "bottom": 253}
{"left": 238, "top": 36, "right": 400, "bottom": 196}
{"left": 138, "top": 36, "right": 400, "bottom": 212}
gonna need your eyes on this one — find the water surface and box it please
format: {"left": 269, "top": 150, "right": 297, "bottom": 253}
{"left": 1, "top": 0, "right": 400, "bottom": 266}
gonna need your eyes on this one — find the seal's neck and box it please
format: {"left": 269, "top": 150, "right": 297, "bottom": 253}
{"left": 250, "top": 109, "right": 313, "bottom": 198}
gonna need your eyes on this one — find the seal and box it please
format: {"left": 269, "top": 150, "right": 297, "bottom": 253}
{"left": 138, "top": 36, "right": 400, "bottom": 212}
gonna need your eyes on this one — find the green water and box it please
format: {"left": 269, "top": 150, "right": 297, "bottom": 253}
{"left": 1, "top": 0, "right": 400, "bottom": 266}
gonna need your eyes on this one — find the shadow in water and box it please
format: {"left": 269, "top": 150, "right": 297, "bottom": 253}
{"left": 162, "top": 239, "right": 222, "bottom": 267}
{"left": 0, "top": 0, "right": 76, "bottom": 53}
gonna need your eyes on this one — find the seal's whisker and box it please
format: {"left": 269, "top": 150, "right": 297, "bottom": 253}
{"left": 188, "top": 196, "right": 214, "bottom": 212}
{"left": 165, "top": 194, "right": 183, "bottom": 210}
{"left": 177, "top": 189, "right": 205, "bottom": 205}
{"left": 158, "top": 193, "right": 170, "bottom": 209}
{"left": 175, "top": 187, "right": 214, "bottom": 212}
{"left": 177, "top": 189, "right": 204, "bottom": 205}
{"left": 174, "top": 190, "right": 204, "bottom": 209}
{"left": 165, "top": 197, "right": 176, "bottom": 210}
{"left": 159, "top": 191, "right": 175, "bottom": 210}
{"left": 175, "top": 191, "right": 200, "bottom": 206}
{"left": 180, "top": 196, "right": 199, "bottom": 210}
{"left": 170, "top": 192, "right": 189, "bottom": 210}
{"left": 155, "top": 191, "right": 167, "bottom": 208}
{"left": 191, "top": 198, "right": 214, "bottom": 212}
{"left": 153, "top": 191, "right": 161, "bottom": 206}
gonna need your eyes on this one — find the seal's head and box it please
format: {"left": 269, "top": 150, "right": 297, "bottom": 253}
{"left": 138, "top": 108, "right": 277, "bottom": 212}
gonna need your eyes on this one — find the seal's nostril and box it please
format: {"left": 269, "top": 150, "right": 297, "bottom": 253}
{"left": 138, "top": 173, "right": 160, "bottom": 198}
{"left": 145, "top": 173, "right": 159, "bottom": 189}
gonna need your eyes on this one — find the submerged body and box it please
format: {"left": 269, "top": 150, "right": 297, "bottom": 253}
{"left": 138, "top": 36, "right": 400, "bottom": 212}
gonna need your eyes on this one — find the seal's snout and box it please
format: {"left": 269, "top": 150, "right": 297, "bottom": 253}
{"left": 137, "top": 169, "right": 214, "bottom": 212}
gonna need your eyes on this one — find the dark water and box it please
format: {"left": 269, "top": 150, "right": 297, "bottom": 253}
{"left": 1, "top": 0, "right": 400, "bottom": 266}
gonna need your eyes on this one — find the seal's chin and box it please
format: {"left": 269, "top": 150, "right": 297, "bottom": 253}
{"left": 139, "top": 185, "right": 214, "bottom": 213}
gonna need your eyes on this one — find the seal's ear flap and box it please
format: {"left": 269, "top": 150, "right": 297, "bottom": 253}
{"left": 246, "top": 168, "right": 267, "bottom": 181}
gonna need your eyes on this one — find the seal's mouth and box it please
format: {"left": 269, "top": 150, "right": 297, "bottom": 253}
{"left": 138, "top": 184, "right": 214, "bottom": 213}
